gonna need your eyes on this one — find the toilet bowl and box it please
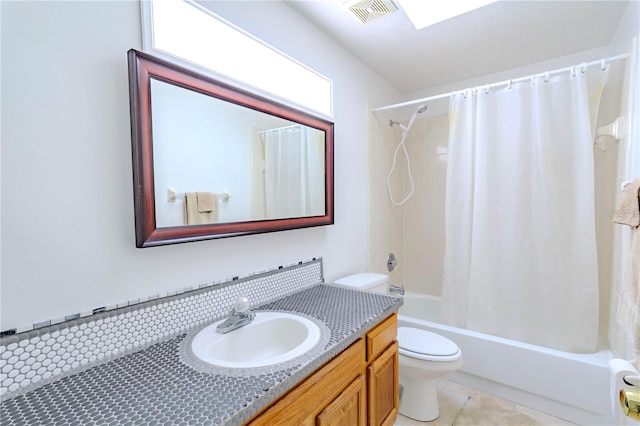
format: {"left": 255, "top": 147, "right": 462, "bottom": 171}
{"left": 397, "top": 327, "right": 463, "bottom": 421}
{"left": 333, "top": 273, "right": 463, "bottom": 422}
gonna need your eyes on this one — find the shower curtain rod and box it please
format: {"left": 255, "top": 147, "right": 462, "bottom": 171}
{"left": 258, "top": 124, "right": 301, "bottom": 135}
{"left": 372, "top": 53, "right": 628, "bottom": 113}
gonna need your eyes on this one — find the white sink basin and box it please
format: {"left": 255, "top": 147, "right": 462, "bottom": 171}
{"left": 191, "top": 312, "right": 322, "bottom": 369}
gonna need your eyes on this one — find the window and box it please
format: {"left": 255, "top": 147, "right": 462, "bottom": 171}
{"left": 397, "top": 0, "right": 498, "bottom": 30}
{"left": 141, "top": 0, "right": 333, "bottom": 117}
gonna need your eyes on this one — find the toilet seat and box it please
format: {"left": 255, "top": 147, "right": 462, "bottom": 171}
{"left": 398, "top": 327, "right": 461, "bottom": 362}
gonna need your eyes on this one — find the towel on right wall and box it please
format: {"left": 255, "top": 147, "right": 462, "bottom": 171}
{"left": 613, "top": 178, "right": 640, "bottom": 360}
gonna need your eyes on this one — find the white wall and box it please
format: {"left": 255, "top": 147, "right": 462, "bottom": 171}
{"left": 0, "top": 1, "right": 400, "bottom": 331}
{"left": 610, "top": 0, "right": 640, "bottom": 50}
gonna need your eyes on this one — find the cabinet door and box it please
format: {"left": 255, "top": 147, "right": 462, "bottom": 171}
{"left": 367, "top": 341, "right": 399, "bottom": 426}
{"left": 316, "top": 375, "right": 366, "bottom": 426}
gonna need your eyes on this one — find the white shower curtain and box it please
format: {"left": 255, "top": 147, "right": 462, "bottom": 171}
{"left": 442, "top": 69, "right": 607, "bottom": 353}
{"left": 263, "top": 125, "right": 325, "bottom": 219}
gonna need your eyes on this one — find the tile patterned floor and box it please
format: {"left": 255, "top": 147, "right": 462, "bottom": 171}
{"left": 394, "top": 380, "right": 577, "bottom": 426}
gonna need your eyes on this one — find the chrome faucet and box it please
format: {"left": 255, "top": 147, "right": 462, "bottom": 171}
{"left": 389, "top": 284, "right": 405, "bottom": 296}
{"left": 216, "top": 296, "right": 255, "bottom": 334}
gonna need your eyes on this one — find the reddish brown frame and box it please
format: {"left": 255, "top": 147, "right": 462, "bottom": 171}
{"left": 128, "top": 49, "right": 334, "bottom": 247}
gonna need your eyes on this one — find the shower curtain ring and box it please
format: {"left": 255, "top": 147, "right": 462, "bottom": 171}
{"left": 571, "top": 66, "right": 576, "bottom": 77}
{"left": 581, "top": 62, "right": 588, "bottom": 73}
{"left": 507, "top": 80, "right": 512, "bottom": 90}
{"left": 544, "top": 71, "right": 549, "bottom": 83}
{"left": 530, "top": 75, "right": 535, "bottom": 86}
{"left": 601, "top": 58, "right": 607, "bottom": 71}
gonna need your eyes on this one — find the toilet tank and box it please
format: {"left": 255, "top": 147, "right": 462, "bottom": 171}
{"left": 333, "top": 273, "right": 389, "bottom": 294}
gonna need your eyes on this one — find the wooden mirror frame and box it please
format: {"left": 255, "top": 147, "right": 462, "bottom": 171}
{"left": 127, "top": 49, "right": 334, "bottom": 247}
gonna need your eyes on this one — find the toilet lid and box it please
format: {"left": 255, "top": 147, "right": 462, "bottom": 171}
{"left": 398, "top": 327, "right": 459, "bottom": 357}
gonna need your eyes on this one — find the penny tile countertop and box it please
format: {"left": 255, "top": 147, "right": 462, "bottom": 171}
{"left": 0, "top": 284, "right": 402, "bottom": 425}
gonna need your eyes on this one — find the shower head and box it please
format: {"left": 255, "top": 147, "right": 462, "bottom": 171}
{"left": 388, "top": 104, "right": 426, "bottom": 127}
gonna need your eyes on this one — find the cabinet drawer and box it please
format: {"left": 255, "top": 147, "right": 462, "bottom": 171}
{"left": 366, "top": 313, "right": 397, "bottom": 362}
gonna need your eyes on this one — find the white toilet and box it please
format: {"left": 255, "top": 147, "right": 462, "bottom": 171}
{"left": 333, "top": 273, "right": 463, "bottom": 422}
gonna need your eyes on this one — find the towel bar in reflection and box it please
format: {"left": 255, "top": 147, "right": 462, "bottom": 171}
{"left": 167, "top": 186, "right": 231, "bottom": 203}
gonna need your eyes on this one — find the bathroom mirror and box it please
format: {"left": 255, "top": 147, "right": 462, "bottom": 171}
{"left": 128, "top": 49, "right": 334, "bottom": 247}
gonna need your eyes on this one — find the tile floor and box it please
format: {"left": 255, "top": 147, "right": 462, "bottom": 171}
{"left": 394, "top": 380, "right": 577, "bottom": 426}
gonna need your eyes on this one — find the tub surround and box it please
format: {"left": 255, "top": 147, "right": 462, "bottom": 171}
{"left": 0, "top": 260, "right": 402, "bottom": 425}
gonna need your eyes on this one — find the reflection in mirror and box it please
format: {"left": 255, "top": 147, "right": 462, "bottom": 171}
{"left": 128, "top": 49, "right": 334, "bottom": 247}
{"left": 151, "top": 79, "right": 326, "bottom": 227}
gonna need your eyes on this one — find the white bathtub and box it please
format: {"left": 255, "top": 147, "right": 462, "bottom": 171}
{"left": 398, "top": 292, "right": 616, "bottom": 425}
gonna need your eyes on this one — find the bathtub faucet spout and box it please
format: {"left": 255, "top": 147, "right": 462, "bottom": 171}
{"left": 389, "top": 284, "right": 405, "bottom": 295}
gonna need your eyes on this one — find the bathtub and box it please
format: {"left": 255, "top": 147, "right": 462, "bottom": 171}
{"left": 398, "top": 292, "right": 616, "bottom": 425}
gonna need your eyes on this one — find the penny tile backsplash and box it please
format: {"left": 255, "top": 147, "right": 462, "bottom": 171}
{"left": 0, "top": 258, "right": 323, "bottom": 400}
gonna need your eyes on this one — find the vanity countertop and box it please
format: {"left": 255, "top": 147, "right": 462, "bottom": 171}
{"left": 0, "top": 284, "right": 402, "bottom": 425}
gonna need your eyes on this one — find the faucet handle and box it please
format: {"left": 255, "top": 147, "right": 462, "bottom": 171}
{"left": 232, "top": 296, "right": 251, "bottom": 314}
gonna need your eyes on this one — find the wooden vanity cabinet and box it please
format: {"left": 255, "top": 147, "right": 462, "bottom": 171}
{"left": 246, "top": 313, "right": 398, "bottom": 426}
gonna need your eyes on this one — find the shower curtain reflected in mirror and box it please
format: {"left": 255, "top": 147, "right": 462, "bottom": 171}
{"left": 262, "top": 125, "right": 325, "bottom": 219}
{"left": 441, "top": 69, "right": 607, "bottom": 353}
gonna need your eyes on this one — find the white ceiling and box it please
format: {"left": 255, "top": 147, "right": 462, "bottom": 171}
{"left": 286, "top": 1, "right": 630, "bottom": 93}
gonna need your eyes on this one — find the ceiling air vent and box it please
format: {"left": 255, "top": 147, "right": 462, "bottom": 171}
{"left": 345, "top": 0, "right": 398, "bottom": 24}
